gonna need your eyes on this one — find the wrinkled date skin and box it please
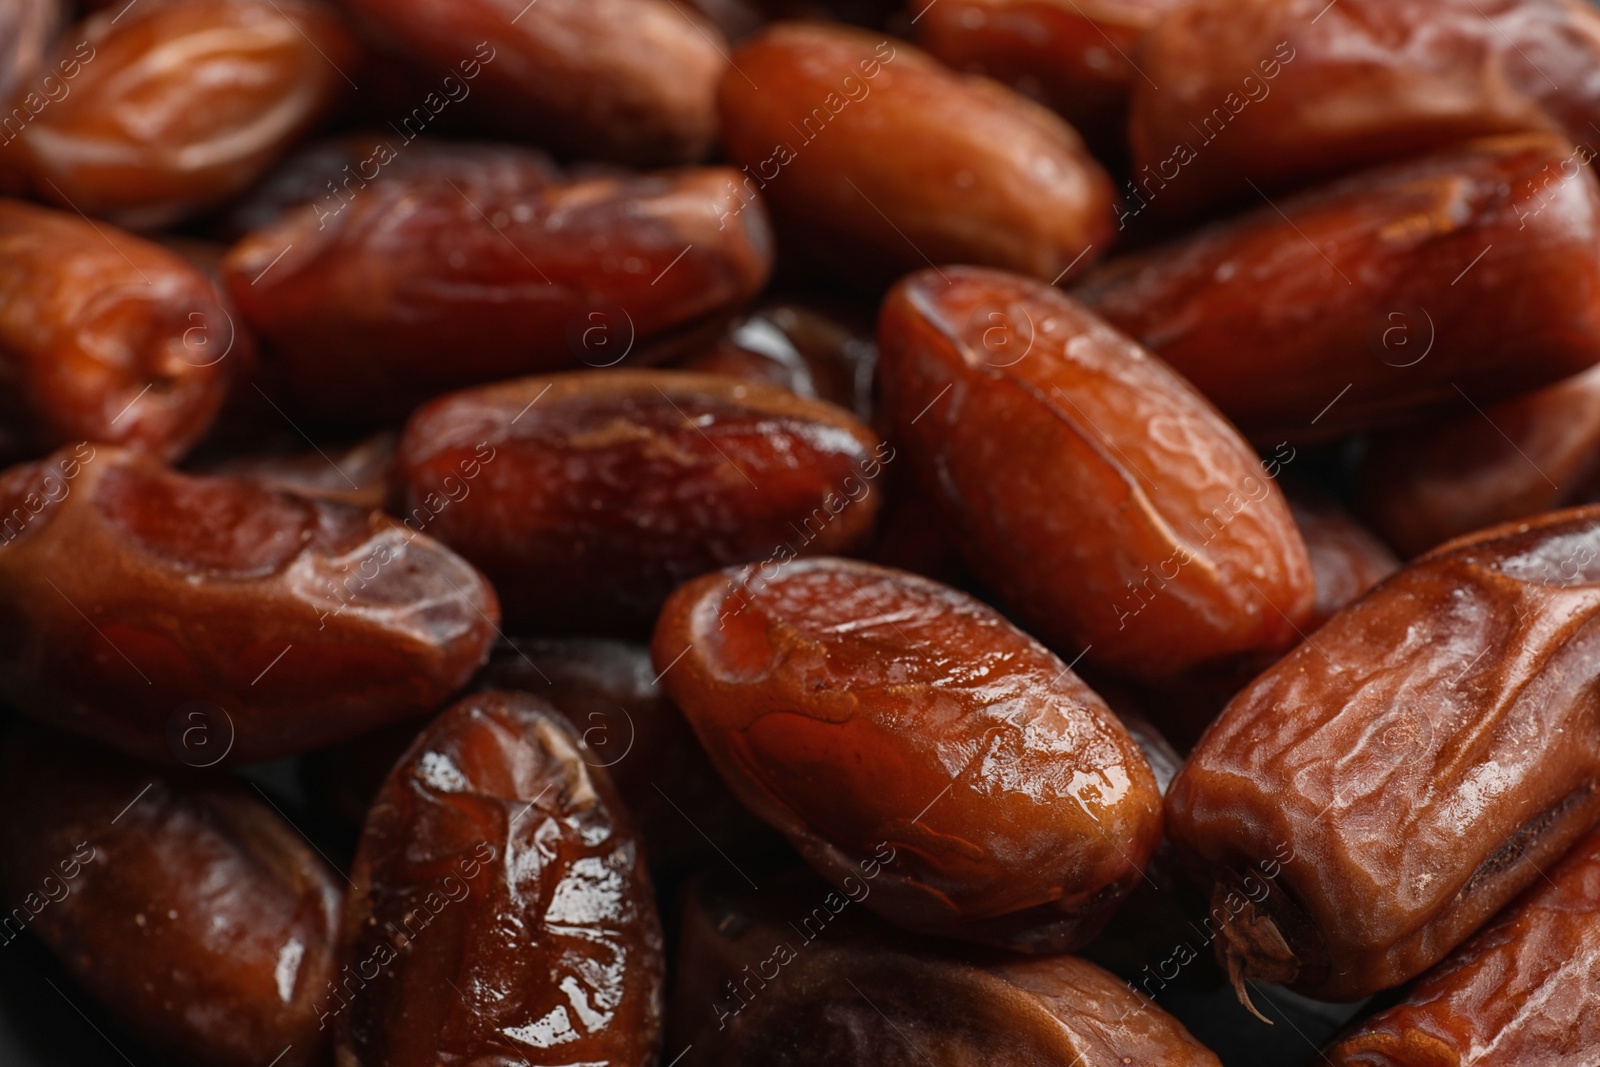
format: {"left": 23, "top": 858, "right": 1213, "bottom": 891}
{"left": 1326, "top": 829, "right": 1600, "bottom": 1066}
{"left": 718, "top": 23, "right": 1114, "bottom": 286}
{"left": 339, "top": 690, "right": 664, "bottom": 1067}
{"left": 225, "top": 166, "right": 773, "bottom": 420}
{"left": 1287, "top": 483, "right": 1400, "bottom": 629}
{"left": 879, "top": 266, "right": 1314, "bottom": 678}
{"left": 652, "top": 557, "right": 1163, "bottom": 952}
{"left": 1078, "top": 135, "right": 1600, "bottom": 442}
{"left": 0, "top": 727, "right": 342, "bottom": 1067}
{"left": 1167, "top": 506, "right": 1600, "bottom": 1002}
{"left": 670, "top": 872, "right": 1221, "bottom": 1066}
{"left": 1129, "top": 0, "right": 1600, "bottom": 221}
{"left": 0, "top": 445, "right": 498, "bottom": 764}
{"left": 397, "top": 370, "right": 887, "bottom": 634}
{"left": 0, "top": 198, "right": 238, "bottom": 461}
{"left": 1357, "top": 366, "right": 1600, "bottom": 558}
{"left": 338, "top": 0, "right": 726, "bottom": 165}
{"left": 5, "top": 0, "right": 356, "bottom": 229}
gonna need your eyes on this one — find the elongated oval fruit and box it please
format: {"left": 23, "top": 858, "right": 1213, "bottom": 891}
{"left": 0, "top": 445, "right": 498, "bottom": 764}
{"left": 338, "top": 690, "right": 663, "bottom": 1067}
{"left": 1326, "top": 828, "right": 1600, "bottom": 1066}
{"left": 879, "top": 265, "right": 1314, "bottom": 678}
{"left": 396, "top": 370, "right": 888, "bottom": 634}
{"left": 224, "top": 167, "right": 773, "bottom": 420}
{"left": 1167, "top": 506, "right": 1600, "bottom": 1002}
{"left": 0, "top": 726, "right": 342, "bottom": 1067}
{"left": 1078, "top": 135, "right": 1600, "bottom": 442}
{"left": 717, "top": 22, "right": 1113, "bottom": 285}
{"left": 652, "top": 557, "right": 1162, "bottom": 952}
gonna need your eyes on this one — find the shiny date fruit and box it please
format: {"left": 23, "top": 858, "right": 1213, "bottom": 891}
{"left": 225, "top": 167, "right": 773, "bottom": 421}
{"left": 679, "top": 300, "right": 877, "bottom": 419}
{"left": 337, "top": 0, "right": 726, "bottom": 165}
{"left": 1078, "top": 135, "right": 1600, "bottom": 442}
{"left": 652, "top": 557, "right": 1163, "bottom": 952}
{"left": 1167, "top": 506, "right": 1600, "bottom": 1003}
{"left": 0, "top": 444, "right": 498, "bottom": 764}
{"left": 0, "top": 198, "right": 238, "bottom": 462}
{"left": 5, "top": 0, "right": 356, "bottom": 229}
{"left": 1325, "top": 828, "right": 1600, "bottom": 1066}
{"left": 1128, "top": 0, "right": 1600, "bottom": 222}
{"left": 339, "top": 690, "right": 663, "bottom": 1067}
{"left": 718, "top": 23, "right": 1114, "bottom": 286}
{"left": 396, "top": 370, "right": 887, "bottom": 634}
{"left": 0, "top": 725, "right": 341, "bottom": 1067}
{"left": 1287, "top": 483, "right": 1400, "bottom": 629}
{"left": 879, "top": 266, "right": 1314, "bottom": 678}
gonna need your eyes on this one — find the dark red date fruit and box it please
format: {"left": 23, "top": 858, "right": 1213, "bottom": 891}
{"left": 224, "top": 167, "right": 773, "bottom": 420}
{"left": 1078, "top": 135, "right": 1600, "bottom": 442}
{"left": 0, "top": 198, "right": 238, "bottom": 461}
{"left": 679, "top": 300, "right": 877, "bottom": 419}
{"left": 396, "top": 370, "right": 887, "bottom": 633}
{"left": 1326, "top": 828, "right": 1600, "bottom": 1066}
{"left": 0, "top": 725, "right": 341, "bottom": 1067}
{"left": 879, "top": 265, "right": 1314, "bottom": 678}
{"left": 0, "top": 445, "right": 498, "bottom": 764}
{"left": 652, "top": 557, "right": 1162, "bottom": 952}
{"left": 339, "top": 690, "right": 663, "bottom": 1067}
{"left": 718, "top": 22, "right": 1114, "bottom": 286}
{"left": 1287, "top": 483, "right": 1400, "bottom": 629}
{"left": 1167, "top": 506, "right": 1600, "bottom": 1002}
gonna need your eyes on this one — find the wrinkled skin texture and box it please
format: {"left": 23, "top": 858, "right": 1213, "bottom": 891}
{"left": 0, "top": 198, "right": 237, "bottom": 461}
{"left": 1287, "top": 483, "right": 1401, "bottom": 629}
{"left": 1129, "top": 0, "right": 1600, "bottom": 221}
{"left": 225, "top": 166, "right": 773, "bottom": 421}
{"left": 338, "top": 691, "right": 664, "bottom": 1067}
{"left": 337, "top": 0, "right": 725, "bottom": 165}
{"left": 718, "top": 23, "right": 1114, "bottom": 286}
{"left": 879, "top": 266, "right": 1314, "bottom": 678}
{"left": 397, "top": 371, "right": 887, "bottom": 634}
{"left": 1357, "top": 366, "right": 1600, "bottom": 558}
{"left": 669, "top": 872, "right": 1221, "bottom": 1066}
{"left": 1167, "top": 506, "right": 1600, "bottom": 1002}
{"left": 652, "top": 557, "right": 1163, "bottom": 952}
{"left": 202, "top": 431, "right": 398, "bottom": 512}
{"left": 1079, "top": 135, "right": 1600, "bottom": 442}
{"left": 5, "top": 0, "right": 356, "bottom": 229}
{"left": 0, "top": 0, "right": 61, "bottom": 113}
{"left": 1326, "top": 829, "right": 1600, "bottom": 1066}
{"left": 0, "top": 726, "right": 341, "bottom": 1067}
{"left": 0, "top": 445, "right": 498, "bottom": 764}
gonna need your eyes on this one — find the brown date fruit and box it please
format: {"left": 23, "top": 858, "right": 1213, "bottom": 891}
{"left": 339, "top": 690, "right": 664, "bottom": 1067}
{"left": 201, "top": 431, "right": 397, "bottom": 512}
{"left": 1356, "top": 366, "right": 1600, "bottom": 558}
{"left": 225, "top": 167, "right": 773, "bottom": 421}
{"left": 679, "top": 300, "right": 877, "bottom": 419}
{"left": 396, "top": 370, "right": 887, "bottom": 634}
{"left": 0, "top": 444, "right": 498, "bottom": 764}
{"left": 1325, "top": 828, "right": 1600, "bottom": 1066}
{"left": 1167, "top": 506, "right": 1600, "bottom": 1003}
{"left": 337, "top": 0, "right": 725, "bottom": 165}
{"left": 1286, "top": 483, "right": 1400, "bottom": 630}
{"left": 4, "top": 0, "right": 356, "bottom": 229}
{"left": 0, "top": 725, "right": 341, "bottom": 1067}
{"left": 1128, "top": 0, "right": 1600, "bottom": 222}
{"left": 0, "top": 0, "right": 63, "bottom": 119}
{"left": 0, "top": 198, "right": 238, "bottom": 462}
{"left": 652, "top": 557, "right": 1163, "bottom": 952}
{"left": 717, "top": 22, "right": 1114, "bottom": 286}
{"left": 1078, "top": 135, "right": 1600, "bottom": 442}
{"left": 879, "top": 265, "right": 1315, "bottom": 678}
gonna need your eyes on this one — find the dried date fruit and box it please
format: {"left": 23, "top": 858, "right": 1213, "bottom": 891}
{"left": 396, "top": 370, "right": 887, "bottom": 633}
{"left": 879, "top": 265, "right": 1314, "bottom": 678}
{"left": 1325, "top": 828, "right": 1600, "bottom": 1066}
{"left": 224, "top": 167, "right": 773, "bottom": 421}
{"left": 652, "top": 556, "right": 1163, "bottom": 952}
{"left": 0, "top": 444, "right": 498, "bottom": 764}
{"left": 338, "top": 690, "right": 663, "bottom": 1067}
{"left": 1078, "top": 135, "right": 1600, "bottom": 442}
{"left": 0, "top": 725, "right": 341, "bottom": 1067}
{"left": 0, "top": 198, "right": 238, "bottom": 461}
{"left": 679, "top": 300, "right": 877, "bottom": 419}
{"left": 1167, "top": 506, "right": 1600, "bottom": 1003}
{"left": 1286, "top": 483, "right": 1400, "bottom": 629}
{"left": 717, "top": 22, "right": 1113, "bottom": 286}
